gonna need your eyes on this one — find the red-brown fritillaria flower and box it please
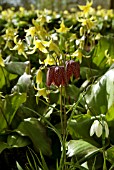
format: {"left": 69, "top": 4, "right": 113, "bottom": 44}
{"left": 46, "top": 60, "right": 80, "bottom": 87}
{"left": 46, "top": 66, "right": 67, "bottom": 87}
{"left": 66, "top": 60, "right": 80, "bottom": 80}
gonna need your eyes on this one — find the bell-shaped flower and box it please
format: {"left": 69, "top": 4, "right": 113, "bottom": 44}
{"left": 90, "top": 120, "right": 109, "bottom": 138}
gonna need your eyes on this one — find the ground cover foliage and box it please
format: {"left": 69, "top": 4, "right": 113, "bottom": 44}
{"left": 0, "top": 1, "right": 114, "bottom": 169}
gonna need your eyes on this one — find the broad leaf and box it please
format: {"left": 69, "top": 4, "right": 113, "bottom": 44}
{"left": 16, "top": 118, "right": 52, "bottom": 156}
{"left": 93, "top": 36, "right": 114, "bottom": 68}
{"left": 0, "top": 66, "right": 17, "bottom": 89}
{"left": 5, "top": 61, "right": 29, "bottom": 75}
{"left": 84, "top": 68, "right": 114, "bottom": 115}
{"left": 67, "top": 140, "right": 98, "bottom": 159}
{"left": 106, "top": 146, "right": 114, "bottom": 165}
{"left": 0, "top": 93, "right": 26, "bottom": 132}
{"left": 68, "top": 114, "right": 100, "bottom": 147}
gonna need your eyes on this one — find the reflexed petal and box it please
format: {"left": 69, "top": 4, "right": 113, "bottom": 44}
{"left": 36, "top": 69, "right": 42, "bottom": 84}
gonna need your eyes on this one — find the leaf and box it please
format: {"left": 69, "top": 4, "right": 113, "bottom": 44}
{"left": 85, "top": 68, "right": 114, "bottom": 115}
{"left": 0, "top": 93, "right": 26, "bottom": 132}
{"left": 65, "top": 84, "right": 80, "bottom": 101}
{"left": 0, "top": 141, "right": 9, "bottom": 153}
{"left": 0, "top": 66, "right": 17, "bottom": 89}
{"left": 7, "top": 133, "right": 30, "bottom": 147}
{"left": 5, "top": 61, "right": 29, "bottom": 75}
{"left": 68, "top": 114, "right": 100, "bottom": 147}
{"left": 67, "top": 140, "right": 98, "bottom": 158}
{"left": 106, "top": 146, "right": 114, "bottom": 165}
{"left": 93, "top": 36, "right": 114, "bottom": 68}
{"left": 16, "top": 118, "right": 52, "bottom": 156}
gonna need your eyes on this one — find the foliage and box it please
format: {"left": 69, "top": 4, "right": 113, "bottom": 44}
{"left": 0, "top": 1, "right": 114, "bottom": 169}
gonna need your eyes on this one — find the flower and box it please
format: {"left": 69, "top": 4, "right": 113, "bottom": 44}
{"left": 66, "top": 60, "right": 80, "bottom": 81}
{"left": 12, "top": 36, "right": 27, "bottom": 58}
{"left": 36, "top": 88, "right": 47, "bottom": 98}
{"left": 78, "top": 1, "right": 93, "bottom": 15}
{"left": 56, "top": 20, "right": 71, "bottom": 33}
{"left": 25, "top": 26, "right": 36, "bottom": 38}
{"left": 46, "top": 66, "right": 67, "bottom": 87}
{"left": 46, "top": 60, "right": 80, "bottom": 87}
{"left": 27, "top": 39, "right": 49, "bottom": 54}
{"left": 90, "top": 120, "right": 109, "bottom": 138}
{"left": 36, "top": 69, "right": 42, "bottom": 84}
{"left": 44, "top": 55, "right": 56, "bottom": 66}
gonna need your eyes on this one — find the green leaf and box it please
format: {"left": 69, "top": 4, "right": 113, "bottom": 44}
{"left": 93, "top": 36, "right": 114, "bottom": 68}
{"left": 7, "top": 133, "right": 30, "bottom": 147}
{"left": 68, "top": 114, "right": 100, "bottom": 147}
{"left": 0, "top": 141, "right": 9, "bottom": 153}
{"left": 106, "top": 146, "right": 114, "bottom": 165}
{"left": 67, "top": 140, "right": 98, "bottom": 158}
{"left": 0, "top": 66, "right": 17, "bottom": 89}
{"left": 16, "top": 118, "right": 52, "bottom": 156}
{"left": 85, "top": 68, "right": 114, "bottom": 115}
{"left": 0, "top": 93, "right": 26, "bottom": 132}
{"left": 65, "top": 84, "right": 80, "bottom": 101}
{"left": 5, "top": 61, "right": 29, "bottom": 75}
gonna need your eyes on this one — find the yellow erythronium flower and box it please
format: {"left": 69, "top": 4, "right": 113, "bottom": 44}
{"left": 105, "top": 49, "right": 114, "bottom": 66}
{"left": 12, "top": 36, "right": 27, "bottom": 58}
{"left": 36, "top": 88, "right": 47, "bottom": 97}
{"left": 90, "top": 120, "right": 109, "bottom": 138}
{"left": 44, "top": 54, "right": 56, "bottom": 66}
{"left": 3, "top": 27, "right": 17, "bottom": 41}
{"left": 27, "top": 39, "right": 49, "bottom": 54}
{"left": 25, "top": 26, "right": 36, "bottom": 38}
{"left": 49, "top": 39, "right": 60, "bottom": 55}
{"left": 78, "top": 18, "right": 94, "bottom": 30}
{"left": 36, "top": 69, "right": 42, "bottom": 84}
{"left": 56, "top": 20, "right": 71, "bottom": 33}
{"left": 71, "top": 49, "right": 83, "bottom": 63}
{"left": 0, "top": 54, "right": 5, "bottom": 67}
{"left": 78, "top": 1, "right": 93, "bottom": 14}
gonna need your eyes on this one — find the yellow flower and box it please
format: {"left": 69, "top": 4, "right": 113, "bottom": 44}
{"left": 105, "top": 50, "right": 114, "bottom": 66}
{"left": 78, "top": 18, "right": 94, "bottom": 30}
{"left": 0, "top": 54, "right": 4, "bottom": 67}
{"left": 25, "top": 27, "right": 36, "bottom": 38}
{"left": 36, "top": 88, "right": 47, "bottom": 97}
{"left": 12, "top": 36, "right": 27, "bottom": 58}
{"left": 36, "top": 69, "right": 42, "bottom": 84}
{"left": 49, "top": 39, "right": 60, "bottom": 55}
{"left": 2, "top": 27, "right": 17, "bottom": 41}
{"left": 44, "top": 54, "right": 56, "bottom": 66}
{"left": 71, "top": 49, "right": 83, "bottom": 63}
{"left": 27, "top": 39, "right": 49, "bottom": 54}
{"left": 78, "top": 1, "right": 93, "bottom": 14}
{"left": 56, "top": 20, "right": 71, "bottom": 33}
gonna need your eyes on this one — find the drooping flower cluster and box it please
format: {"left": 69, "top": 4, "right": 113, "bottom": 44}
{"left": 46, "top": 60, "right": 80, "bottom": 87}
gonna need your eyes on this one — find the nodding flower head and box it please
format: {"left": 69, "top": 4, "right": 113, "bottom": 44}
{"left": 46, "top": 60, "right": 80, "bottom": 87}
{"left": 46, "top": 66, "right": 67, "bottom": 87}
{"left": 66, "top": 60, "right": 80, "bottom": 81}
